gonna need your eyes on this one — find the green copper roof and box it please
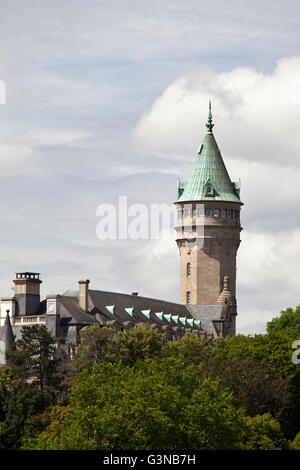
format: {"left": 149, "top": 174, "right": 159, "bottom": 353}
{"left": 141, "top": 309, "right": 151, "bottom": 319}
{"left": 155, "top": 312, "right": 164, "bottom": 321}
{"left": 176, "top": 103, "right": 241, "bottom": 204}
{"left": 106, "top": 305, "right": 115, "bottom": 315}
{"left": 124, "top": 307, "right": 134, "bottom": 317}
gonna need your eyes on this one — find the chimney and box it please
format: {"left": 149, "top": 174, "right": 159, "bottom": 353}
{"left": 131, "top": 292, "right": 138, "bottom": 296}
{"left": 79, "top": 279, "right": 90, "bottom": 312}
{"left": 13, "top": 272, "right": 42, "bottom": 315}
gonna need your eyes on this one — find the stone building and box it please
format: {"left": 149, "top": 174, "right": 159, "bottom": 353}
{"left": 0, "top": 103, "right": 242, "bottom": 366}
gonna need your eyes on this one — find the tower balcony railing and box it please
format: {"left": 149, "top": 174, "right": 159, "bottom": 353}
{"left": 176, "top": 216, "right": 240, "bottom": 230}
{"left": 13, "top": 315, "right": 46, "bottom": 325}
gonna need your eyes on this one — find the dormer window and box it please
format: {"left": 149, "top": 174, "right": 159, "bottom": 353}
{"left": 206, "top": 184, "right": 214, "bottom": 196}
{"left": 204, "top": 179, "right": 215, "bottom": 197}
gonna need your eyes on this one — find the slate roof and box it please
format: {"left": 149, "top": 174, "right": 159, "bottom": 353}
{"left": 56, "top": 289, "right": 217, "bottom": 336}
{"left": 87, "top": 290, "right": 199, "bottom": 330}
{"left": 59, "top": 296, "right": 98, "bottom": 325}
{"left": 187, "top": 305, "right": 224, "bottom": 338}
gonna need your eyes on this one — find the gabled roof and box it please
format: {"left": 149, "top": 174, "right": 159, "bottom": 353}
{"left": 176, "top": 103, "right": 241, "bottom": 204}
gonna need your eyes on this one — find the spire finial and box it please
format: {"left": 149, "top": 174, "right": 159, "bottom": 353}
{"left": 206, "top": 100, "right": 214, "bottom": 134}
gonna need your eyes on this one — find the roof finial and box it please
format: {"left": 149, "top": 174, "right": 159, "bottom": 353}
{"left": 206, "top": 100, "right": 214, "bottom": 134}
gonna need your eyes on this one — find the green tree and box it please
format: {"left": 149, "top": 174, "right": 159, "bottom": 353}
{"left": 8, "top": 325, "right": 58, "bottom": 392}
{"left": 289, "top": 431, "right": 300, "bottom": 450}
{"left": 23, "top": 359, "right": 284, "bottom": 451}
{"left": 243, "top": 413, "right": 287, "bottom": 450}
{"left": 198, "top": 356, "right": 293, "bottom": 430}
{"left": 162, "top": 332, "right": 211, "bottom": 364}
{"left": 74, "top": 325, "right": 118, "bottom": 370}
{"left": 267, "top": 306, "right": 300, "bottom": 338}
{"left": 0, "top": 383, "right": 51, "bottom": 449}
{"left": 115, "top": 323, "right": 166, "bottom": 365}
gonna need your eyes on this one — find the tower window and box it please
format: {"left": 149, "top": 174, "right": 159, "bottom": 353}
{"left": 228, "top": 210, "right": 232, "bottom": 218}
{"left": 187, "top": 263, "right": 191, "bottom": 278}
{"left": 213, "top": 209, "right": 220, "bottom": 218}
{"left": 221, "top": 209, "right": 226, "bottom": 218}
{"left": 186, "top": 291, "right": 191, "bottom": 304}
{"left": 205, "top": 208, "right": 212, "bottom": 217}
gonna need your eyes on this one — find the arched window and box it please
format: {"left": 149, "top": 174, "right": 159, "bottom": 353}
{"left": 213, "top": 208, "right": 220, "bottom": 218}
{"left": 221, "top": 209, "right": 226, "bottom": 218}
{"left": 186, "top": 291, "right": 191, "bottom": 304}
{"left": 187, "top": 262, "right": 191, "bottom": 278}
{"left": 205, "top": 208, "right": 212, "bottom": 217}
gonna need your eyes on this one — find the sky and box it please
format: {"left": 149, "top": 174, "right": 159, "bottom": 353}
{"left": 0, "top": 0, "right": 300, "bottom": 334}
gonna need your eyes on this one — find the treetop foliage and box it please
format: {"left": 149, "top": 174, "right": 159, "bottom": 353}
{"left": 0, "top": 305, "right": 299, "bottom": 450}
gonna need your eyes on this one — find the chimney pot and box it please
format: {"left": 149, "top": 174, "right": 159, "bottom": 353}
{"left": 78, "top": 279, "right": 90, "bottom": 312}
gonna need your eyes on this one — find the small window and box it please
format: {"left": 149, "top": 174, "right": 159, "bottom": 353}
{"left": 213, "top": 209, "right": 220, "bottom": 218}
{"left": 228, "top": 210, "right": 232, "bottom": 218}
{"left": 205, "top": 208, "right": 212, "bottom": 217}
{"left": 221, "top": 209, "right": 226, "bottom": 218}
{"left": 205, "top": 184, "right": 214, "bottom": 196}
{"left": 186, "top": 291, "right": 191, "bottom": 304}
{"left": 187, "top": 263, "right": 191, "bottom": 278}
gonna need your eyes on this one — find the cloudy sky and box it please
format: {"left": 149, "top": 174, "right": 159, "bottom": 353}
{"left": 0, "top": 0, "right": 300, "bottom": 334}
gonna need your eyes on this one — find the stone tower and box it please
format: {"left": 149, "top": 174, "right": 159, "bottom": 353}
{"left": 175, "top": 103, "right": 242, "bottom": 323}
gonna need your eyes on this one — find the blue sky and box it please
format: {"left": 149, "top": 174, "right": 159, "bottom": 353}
{"left": 0, "top": 0, "right": 300, "bottom": 334}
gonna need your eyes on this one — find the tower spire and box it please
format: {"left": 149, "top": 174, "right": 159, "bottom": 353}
{"left": 206, "top": 100, "right": 214, "bottom": 135}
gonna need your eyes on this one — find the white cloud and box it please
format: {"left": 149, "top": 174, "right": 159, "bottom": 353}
{"left": 0, "top": 141, "right": 44, "bottom": 176}
{"left": 0, "top": 127, "right": 89, "bottom": 177}
{"left": 131, "top": 58, "right": 300, "bottom": 167}
{"left": 236, "top": 228, "right": 300, "bottom": 333}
